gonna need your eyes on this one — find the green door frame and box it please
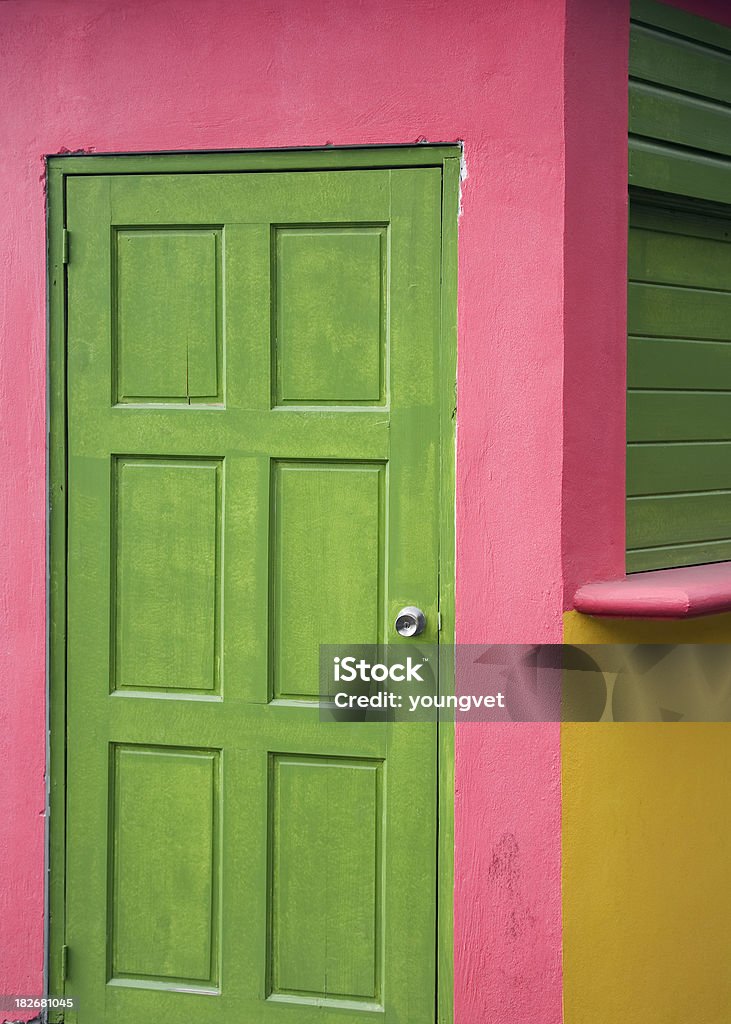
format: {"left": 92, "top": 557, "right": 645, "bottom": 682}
{"left": 47, "top": 144, "right": 459, "bottom": 1024}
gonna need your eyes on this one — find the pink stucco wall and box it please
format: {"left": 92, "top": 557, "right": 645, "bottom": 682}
{"left": 562, "top": 0, "right": 629, "bottom": 604}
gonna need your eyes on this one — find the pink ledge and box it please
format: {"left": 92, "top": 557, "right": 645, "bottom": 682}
{"left": 574, "top": 562, "right": 731, "bottom": 619}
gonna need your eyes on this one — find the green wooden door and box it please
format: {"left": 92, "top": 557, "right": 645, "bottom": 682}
{"left": 63, "top": 166, "right": 445, "bottom": 1024}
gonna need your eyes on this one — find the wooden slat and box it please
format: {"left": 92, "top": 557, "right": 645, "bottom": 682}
{"left": 630, "top": 24, "right": 731, "bottom": 105}
{"left": 628, "top": 442, "right": 731, "bottom": 495}
{"left": 631, "top": 202, "right": 731, "bottom": 241}
{"left": 628, "top": 338, "right": 731, "bottom": 391}
{"left": 627, "top": 536, "right": 731, "bottom": 572}
{"left": 628, "top": 392, "right": 731, "bottom": 442}
{"left": 629, "top": 137, "right": 731, "bottom": 203}
{"left": 628, "top": 282, "right": 731, "bottom": 340}
{"left": 630, "top": 80, "right": 731, "bottom": 158}
{"left": 627, "top": 491, "right": 731, "bottom": 548}
{"left": 629, "top": 227, "right": 731, "bottom": 289}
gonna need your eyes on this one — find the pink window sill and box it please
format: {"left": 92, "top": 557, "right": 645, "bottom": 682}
{"left": 573, "top": 561, "right": 731, "bottom": 619}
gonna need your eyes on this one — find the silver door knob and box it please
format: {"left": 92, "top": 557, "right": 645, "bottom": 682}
{"left": 394, "top": 607, "right": 426, "bottom": 637}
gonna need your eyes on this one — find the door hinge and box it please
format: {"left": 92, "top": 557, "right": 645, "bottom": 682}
{"left": 62, "top": 229, "right": 69, "bottom": 264}
{"left": 438, "top": 612, "right": 442, "bottom": 632}
{"left": 61, "top": 943, "right": 69, "bottom": 982}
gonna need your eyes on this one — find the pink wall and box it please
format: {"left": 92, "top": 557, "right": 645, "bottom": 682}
{"left": 562, "top": 0, "right": 629, "bottom": 603}
{"left": 0, "top": 0, "right": 570, "bottom": 1020}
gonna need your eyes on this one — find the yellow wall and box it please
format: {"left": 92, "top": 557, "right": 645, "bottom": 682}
{"left": 562, "top": 611, "right": 731, "bottom": 1024}
{"left": 564, "top": 609, "right": 731, "bottom": 645}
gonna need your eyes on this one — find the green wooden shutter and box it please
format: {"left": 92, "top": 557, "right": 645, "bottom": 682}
{"left": 629, "top": 0, "right": 731, "bottom": 201}
{"left": 627, "top": 1, "right": 731, "bottom": 572}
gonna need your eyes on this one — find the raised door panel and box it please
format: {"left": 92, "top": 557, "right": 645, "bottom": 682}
{"left": 109, "top": 746, "right": 220, "bottom": 988}
{"left": 112, "top": 458, "right": 221, "bottom": 694}
{"left": 114, "top": 228, "right": 222, "bottom": 404}
{"left": 273, "top": 226, "right": 387, "bottom": 405}
{"left": 269, "top": 755, "right": 383, "bottom": 1005}
{"left": 271, "top": 462, "right": 385, "bottom": 701}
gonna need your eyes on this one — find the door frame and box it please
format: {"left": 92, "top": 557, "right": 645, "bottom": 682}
{"left": 47, "top": 145, "right": 459, "bottom": 1024}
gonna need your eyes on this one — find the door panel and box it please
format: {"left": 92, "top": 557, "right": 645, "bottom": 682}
{"left": 113, "top": 458, "right": 222, "bottom": 694}
{"left": 272, "top": 461, "right": 385, "bottom": 701}
{"left": 109, "top": 745, "right": 220, "bottom": 987}
{"left": 114, "top": 228, "right": 222, "bottom": 403}
{"left": 269, "top": 755, "right": 382, "bottom": 1001}
{"left": 64, "top": 166, "right": 443, "bottom": 1023}
{"left": 273, "top": 226, "right": 387, "bottom": 405}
